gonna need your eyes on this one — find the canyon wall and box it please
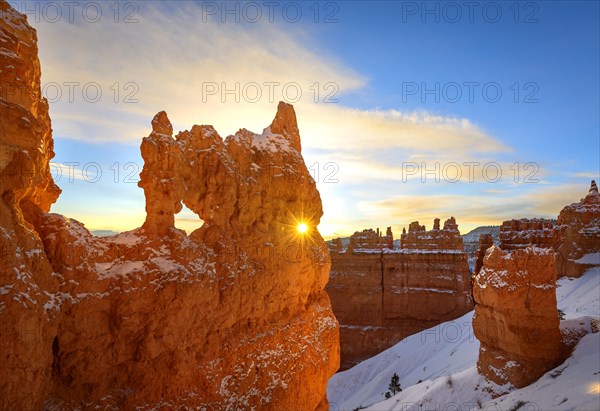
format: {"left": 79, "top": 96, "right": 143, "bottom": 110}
{"left": 0, "top": 3, "right": 338, "bottom": 409}
{"left": 0, "top": 3, "right": 62, "bottom": 409}
{"left": 327, "top": 218, "right": 472, "bottom": 370}
{"left": 499, "top": 218, "right": 555, "bottom": 250}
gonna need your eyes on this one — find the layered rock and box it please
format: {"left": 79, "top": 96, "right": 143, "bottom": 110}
{"left": 462, "top": 226, "right": 500, "bottom": 272}
{"left": 473, "top": 245, "right": 565, "bottom": 388}
{"left": 401, "top": 217, "right": 464, "bottom": 250}
{"left": 499, "top": 218, "right": 554, "bottom": 250}
{"left": 0, "top": 4, "right": 61, "bottom": 409}
{"left": 346, "top": 227, "right": 393, "bottom": 252}
{"left": 554, "top": 180, "right": 600, "bottom": 278}
{"left": 472, "top": 183, "right": 600, "bottom": 389}
{"left": 327, "top": 219, "right": 472, "bottom": 369}
{"left": 0, "top": 3, "right": 338, "bottom": 409}
{"left": 328, "top": 237, "right": 344, "bottom": 253}
{"left": 474, "top": 234, "right": 494, "bottom": 275}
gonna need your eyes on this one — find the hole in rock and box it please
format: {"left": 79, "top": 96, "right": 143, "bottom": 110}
{"left": 51, "top": 336, "right": 60, "bottom": 376}
{"left": 175, "top": 204, "right": 204, "bottom": 234}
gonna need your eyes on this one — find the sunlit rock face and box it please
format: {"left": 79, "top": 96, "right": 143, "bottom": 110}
{"left": 554, "top": 180, "right": 600, "bottom": 278}
{"left": 499, "top": 218, "right": 555, "bottom": 251}
{"left": 327, "top": 218, "right": 472, "bottom": 370}
{"left": 473, "top": 183, "right": 600, "bottom": 390}
{"left": 473, "top": 245, "right": 564, "bottom": 388}
{"left": 0, "top": 3, "right": 338, "bottom": 409}
{"left": 0, "top": 3, "right": 61, "bottom": 409}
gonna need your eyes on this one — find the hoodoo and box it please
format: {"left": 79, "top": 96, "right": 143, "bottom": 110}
{"left": 554, "top": 180, "right": 600, "bottom": 278}
{"left": 0, "top": 2, "right": 338, "bottom": 409}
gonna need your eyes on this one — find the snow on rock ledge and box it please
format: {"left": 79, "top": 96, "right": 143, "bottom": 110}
{"left": 473, "top": 245, "right": 566, "bottom": 388}
{"left": 554, "top": 180, "right": 600, "bottom": 278}
{"left": 0, "top": 3, "right": 338, "bottom": 408}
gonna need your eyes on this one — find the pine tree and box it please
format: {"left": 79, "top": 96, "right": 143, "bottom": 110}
{"left": 384, "top": 373, "right": 402, "bottom": 399}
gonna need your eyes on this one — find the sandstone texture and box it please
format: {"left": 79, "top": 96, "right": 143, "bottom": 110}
{"left": 554, "top": 180, "right": 600, "bottom": 278}
{"left": 473, "top": 183, "right": 600, "bottom": 389}
{"left": 462, "top": 226, "right": 500, "bottom": 272}
{"left": 346, "top": 227, "right": 393, "bottom": 252}
{"left": 473, "top": 245, "right": 564, "bottom": 388}
{"left": 327, "top": 218, "right": 472, "bottom": 370}
{"left": 499, "top": 218, "right": 555, "bottom": 250}
{"left": 474, "top": 233, "right": 494, "bottom": 275}
{"left": 0, "top": 4, "right": 61, "bottom": 409}
{"left": 0, "top": 3, "right": 338, "bottom": 409}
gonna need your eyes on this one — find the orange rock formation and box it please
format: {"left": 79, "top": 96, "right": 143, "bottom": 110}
{"left": 474, "top": 233, "right": 493, "bottom": 275}
{"left": 0, "top": 3, "right": 338, "bottom": 409}
{"left": 327, "top": 218, "right": 472, "bottom": 370}
{"left": 499, "top": 218, "right": 555, "bottom": 250}
{"left": 473, "top": 245, "right": 564, "bottom": 388}
{"left": 473, "top": 183, "right": 600, "bottom": 388}
{"left": 554, "top": 180, "right": 600, "bottom": 278}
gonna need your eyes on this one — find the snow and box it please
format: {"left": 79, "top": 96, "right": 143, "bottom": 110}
{"left": 96, "top": 261, "right": 145, "bottom": 279}
{"left": 329, "top": 268, "right": 600, "bottom": 411}
{"left": 483, "top": 333, "right": 600, "bottom": 411}
{"left": 110, "top": 230, "right": 144, "bottom": 245}
{"left": 556, "top": 267, "right": 600, "bottom": 319}
{"left": 252, "top": 127, "right": 293, "bottom": 154}
{"left": 327, "top": 312, "right": 479, "bottom": 411}
{"left": 575, "top": 252, "right": 600, "bottom": 265}
{"left": 0, "top": 285, "right": 13, "bottom": 295}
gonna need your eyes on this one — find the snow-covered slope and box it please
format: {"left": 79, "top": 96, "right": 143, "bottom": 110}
{"left": 483, "top": 333, "right": 600, "bottom": 411}
{"left": 328, "top": 268, "right": 600, "bottom": 411}
{"left": 328, "top": 312, "right": 479, "bottom": 410}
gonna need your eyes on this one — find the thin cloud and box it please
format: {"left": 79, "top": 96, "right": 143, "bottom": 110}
{"left": 33, "top": 1, "right": 510, "bottom": 162}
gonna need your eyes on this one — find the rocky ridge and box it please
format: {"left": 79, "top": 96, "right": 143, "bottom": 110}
{"left": 0, "top": 3, "right": 338, "bottom": 409}
{"left": 327, "top": 218, "right": 472, "bottom": 369}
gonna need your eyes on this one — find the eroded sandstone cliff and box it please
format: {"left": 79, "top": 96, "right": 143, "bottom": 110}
{"left": 0, "top": 3, "right": 338, "bottom": 409}
{"left": 554, "top": 180, "right": 600, "bottom": 278}
{"left": 327, "top": 218, "right": 472, "bottom": 370}
{"left": 473, "top": 184, "right": 600, "bottom": 389}
{"left": 499, "top": 218, "right": 554, "bottom": 251}
{"left": 473, "top": 245, "right": 563, "bottom": 388}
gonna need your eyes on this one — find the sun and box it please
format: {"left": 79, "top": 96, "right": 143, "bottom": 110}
{"left": 297, "top": 223, "right": 308, "bottom": 234}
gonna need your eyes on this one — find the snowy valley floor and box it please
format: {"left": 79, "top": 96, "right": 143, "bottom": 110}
{"left": 327, "top": 268, "right": 600, "bottom": 411}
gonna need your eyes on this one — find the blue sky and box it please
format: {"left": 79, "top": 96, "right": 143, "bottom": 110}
{"left": 20, "top": 0, "right": 599, "bottom": 238}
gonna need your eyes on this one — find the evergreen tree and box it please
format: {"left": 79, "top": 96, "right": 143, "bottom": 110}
{"left": 384, "top": 373, "right": 402, "bottom": 399}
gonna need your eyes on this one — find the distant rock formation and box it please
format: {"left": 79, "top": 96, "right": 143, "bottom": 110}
{"left": 0, "top": 3, "right": 338, "bottom": 409}
{"left": 499, "top": 218, "right": 555, "bottom": 250}
{"left": 327, "top": 218, "right": 472, "bottom": 370}
{"left": 554, "top": 180, "right": 600, "bottom": 278}
{"left": 462, "top": 226, "right": 500, "bottom": 272}
{"left": 474, "top": 233, "right": 494, "bottom": 275}
{"left": 347, "top": 227, "right": 393, "bottom": 252}
{"left": 401, "top": 217, "right": 464, "bottom": 250}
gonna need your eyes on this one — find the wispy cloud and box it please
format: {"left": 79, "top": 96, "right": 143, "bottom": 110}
{"left": 35, "top": 2, "right": 508, "bottom": 160}
{"left": 29, "top": 2, "right": 594, "bottom": 238}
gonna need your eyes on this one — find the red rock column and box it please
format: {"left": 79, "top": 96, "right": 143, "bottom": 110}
{"left": 474, "top": 234, "right": 493, "bottom": 275}
{"left": 473, "top": 246, "right": 565, "bottom": 388}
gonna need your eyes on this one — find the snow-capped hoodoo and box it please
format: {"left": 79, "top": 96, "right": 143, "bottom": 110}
{"left": 0, "top": 2, "right": 338, "bottom": 409}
